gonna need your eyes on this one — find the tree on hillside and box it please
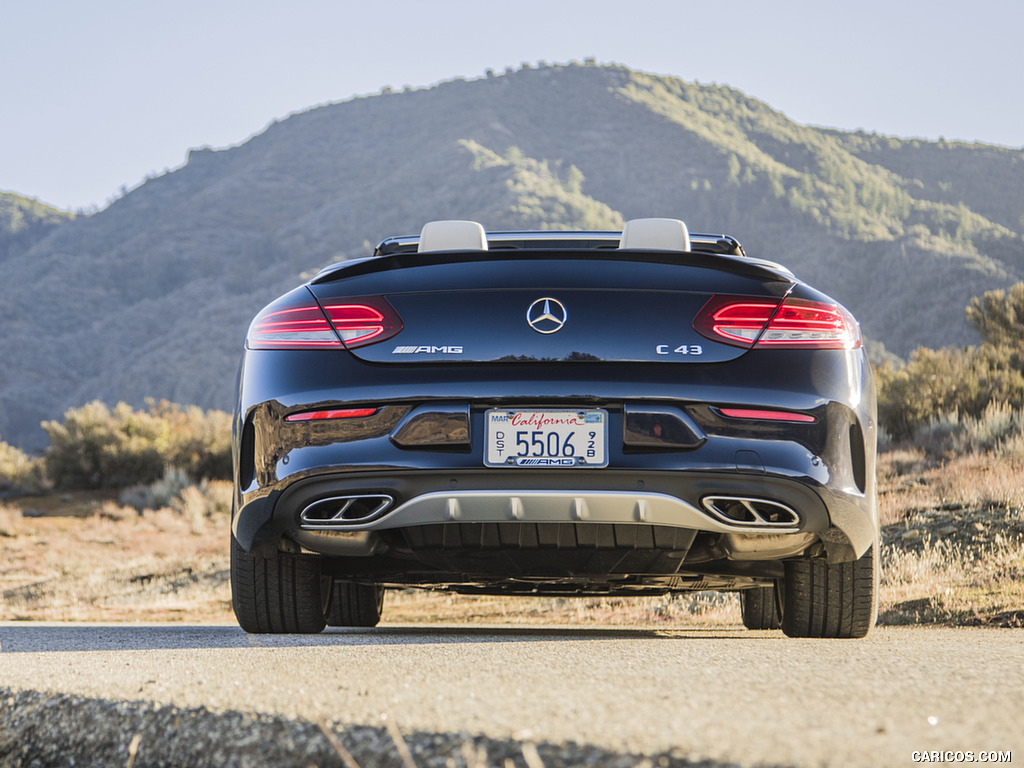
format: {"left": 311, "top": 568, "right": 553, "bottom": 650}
{"left": 966, "top": 282, "right": 1024, "bottom": 348}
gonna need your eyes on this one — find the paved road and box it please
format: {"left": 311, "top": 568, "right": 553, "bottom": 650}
{"left": 0, "top": 623, "right": 1020, "bottom": 766}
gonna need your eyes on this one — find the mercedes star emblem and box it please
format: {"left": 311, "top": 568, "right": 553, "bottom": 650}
{"left": 526, "top": 297, "right": 568, "bottom": 334}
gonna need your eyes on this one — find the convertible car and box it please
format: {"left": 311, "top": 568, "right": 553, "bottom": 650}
{"left": 231, "top": 218, "right": 878, "bottom": 638}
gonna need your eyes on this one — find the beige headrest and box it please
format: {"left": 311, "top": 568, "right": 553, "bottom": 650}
{"left": 619, "top": 218, "right": 691, "bottom": 252}
{"left": 417, "top": 220, "right": 488, "bottom": 252}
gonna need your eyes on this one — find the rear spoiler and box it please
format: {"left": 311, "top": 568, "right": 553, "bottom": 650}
{"left": 313, "top": 246, "right": 794, "bottom": 285}
{"left": 375, "top": 230, "right": 747, "bottom": 257}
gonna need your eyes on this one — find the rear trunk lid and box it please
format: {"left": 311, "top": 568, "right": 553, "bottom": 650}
{"left": 307, "top": 251, "right": 793, "bottom": 365}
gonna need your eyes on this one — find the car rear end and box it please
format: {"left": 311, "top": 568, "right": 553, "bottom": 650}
{"left": 231, "top": 225, "right": 877, "bottom": 637}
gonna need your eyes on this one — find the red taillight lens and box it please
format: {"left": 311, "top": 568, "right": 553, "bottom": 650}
{"left": 693, "top": 297, "right": 779, "bottom": 346}
{"left": 694, "top": 296, "right": 860, "bottom": 350}
{"left": 285, "top": 407, "right": 379, "bottom": 422}
{"left": 248, "top": 305, "right": 341, "bottom": 348}
{"left": 247, "top": 293, "right": 402, "bottom": 350}
{"left": 757, "top": 299, "right": 861, "bottom": 349}
{"left": 717, "top": 408, "right": 817, "bottom": 423}
{"left": 322, "top": 303, "right": 396, "bottom": 347}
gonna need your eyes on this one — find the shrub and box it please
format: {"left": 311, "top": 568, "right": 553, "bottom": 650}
{"left": 42, "top": 400, "right": 231, "bottom": 490}
{"left": 875, "top": 344, "right": 1024, "bottom": 440}
{"left": 874, "top": 282, "right": 1024, "bottom": 442}
{"left": 42, "top": 401, "right": 166, "bottom": 489}
{"left": 146, "top": 400, "right": 232, "bottom": 481}
{"left": 910, "top": 402, "right": 1024, "bottom": 460}
{"left": 120, "top": 466, "right": 192, "bottom": 511}
{"left": 121, "top": 470, "right": 231, "bottom": 534}
{"left": 173, "top": 479, "right": 232, "bottom": 534}
{"left": 966, "top": 282, "right": 1024, "bottom": 349}
{"left": 0, "top": 437, "right": 47, "bottom": 496}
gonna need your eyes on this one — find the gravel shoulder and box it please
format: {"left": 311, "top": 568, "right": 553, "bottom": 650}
{"left": 0, "top": 687, "right": 732, "bottom": 768}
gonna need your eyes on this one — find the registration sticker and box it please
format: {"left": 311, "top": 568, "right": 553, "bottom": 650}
{"left": 484, "top": 409, "right": 608, "bottom": 468}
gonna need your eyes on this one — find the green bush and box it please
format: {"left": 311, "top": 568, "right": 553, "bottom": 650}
{"left": 966, "top": 282, "right": 1024, "bottom": 349}
{"left": 0, "top": 437, "right": 47, "bottom": 495}
{"left": 147, "top": 400, "right": 232, "bottom": 481}
{"left": 42, "top": 400, "right": 231, "bottom": 490}
{"left": 875, "top": 282, "right": 1024, "bottom": 442}
{"left": 42, "top": 401, "right": 165, "bottom": 489}
{"left": 875, "top": 344, "right": 1024, "bottom": 440}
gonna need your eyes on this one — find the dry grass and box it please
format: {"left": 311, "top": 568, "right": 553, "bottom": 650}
{"left": 877, "top": 449, "right": 1024, "bottom": 627}
{"left": 878, "top": 448, "right": 1024, "bottom": 524}
{"left": 881, "top": 534, "right": 1024, "bottom": 626}
{"left": 384, "top": 590, "right": 740, "bottom": 627}
{"left": 1, "top": 452, "right": 1021, "bottom": 627}
{"left": 0, "top": 494, "right": 231, "bottom": 623}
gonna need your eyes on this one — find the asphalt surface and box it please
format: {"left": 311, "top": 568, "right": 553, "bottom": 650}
{"left": 0, "top": 623, "right": 1020, "bottom": 767}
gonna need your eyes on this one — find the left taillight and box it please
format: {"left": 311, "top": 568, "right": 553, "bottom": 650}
{"left": 246, "top": 292, "right": 402, "bottom": 350}
{"left": 284, "top": 407, "right": 379, "bottom": 422}
{"left": 694, "top": 295, "right": 861, "bottom": 350}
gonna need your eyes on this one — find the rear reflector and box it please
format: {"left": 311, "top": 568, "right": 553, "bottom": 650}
{"left": 717, "top": 408, "right": 817, "bottom": 424}
{"left": 285, "top": 408, "right": 379, "bottom": 422}
{"left": 247, "top": 292, "right": 402, "bottom": 350}
{"left": 694, "top": 295, "right": 861, "bottom": 349}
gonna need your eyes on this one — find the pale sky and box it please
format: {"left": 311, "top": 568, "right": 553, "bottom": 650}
{"left": 3, "top": 0, "right": 1022, "bottom": 212}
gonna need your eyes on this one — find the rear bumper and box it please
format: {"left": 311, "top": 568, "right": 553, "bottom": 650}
{"left": 234, "top": 462, "right": 871, "bottom": 563}
{"left": 232, "top": 349, "right": 877, "bottom": 574}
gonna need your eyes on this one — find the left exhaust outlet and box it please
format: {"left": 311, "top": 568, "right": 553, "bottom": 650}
{"left": 299, "top": 495, "right": 394, "bottom": 528}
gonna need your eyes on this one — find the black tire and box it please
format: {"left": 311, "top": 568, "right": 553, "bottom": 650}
{"left": 325, "top": 581, "right": 384, "bottom": 627}
{"left": 781, "top": 541, "right": 878, "bottom": 638}
{"left": 231, "top": 536, "right": 328, "bottom": 634}
{"left": 740, "top": 585, "right": 781, "bottom": 630}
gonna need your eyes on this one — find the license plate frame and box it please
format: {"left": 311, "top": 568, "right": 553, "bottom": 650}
{"left": 484, "top": 409, "right": 608, "bottom": 468}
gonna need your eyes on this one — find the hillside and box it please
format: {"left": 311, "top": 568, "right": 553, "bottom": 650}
{"left": 1, "top": 63, "right": 1022, "bottom": 449}
{"left": 0, "top": 191, "right": 74, "bottom": 261}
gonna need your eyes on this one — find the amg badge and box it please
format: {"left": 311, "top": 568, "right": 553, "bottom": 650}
{"left": 392, "top": 345, "right": 464, "bottom": 354}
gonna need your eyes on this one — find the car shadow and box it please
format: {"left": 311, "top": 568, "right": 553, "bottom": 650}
{"left": 0, "top": 622, "right": 763, "bottom": 653}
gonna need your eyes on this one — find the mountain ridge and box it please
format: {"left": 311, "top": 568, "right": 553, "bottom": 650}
{"left": 1, "top": 63, "right": 1021, "bottom": 450}
{"left": 0, "top": 191, "right": 75, "bottom": 261}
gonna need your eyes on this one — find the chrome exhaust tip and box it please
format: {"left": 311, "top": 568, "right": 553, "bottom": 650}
{"left": 700, "top": 496, "right": 801, "bottom": 528}
{"left": 299, "top": 495, "right": 394, "bottom": 528}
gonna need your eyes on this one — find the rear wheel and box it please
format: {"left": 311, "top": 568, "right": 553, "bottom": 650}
{"left": 780, "top": 541, "right": 878, "bottom": 638}
{"left": 231, "top": 536, "right": 328, "bottom": 634}
{"left": 325, "top": 581, "right": 385, "bottom": 627}
{"left": 740, "top": 584, "right": 781, "bottom": 630}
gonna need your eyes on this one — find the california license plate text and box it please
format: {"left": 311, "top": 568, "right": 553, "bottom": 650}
{"left": 485, "top": 409, "right": 607, "bottom": 467}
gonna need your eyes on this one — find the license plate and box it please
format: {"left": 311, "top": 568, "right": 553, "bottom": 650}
{"left": 485, "top": 409, "right": 607, "bottom": 468}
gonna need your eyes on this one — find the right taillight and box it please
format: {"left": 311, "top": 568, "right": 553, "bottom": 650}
{"left": 247, "top": 291, "right": 402, "bottom": 350}
{"left": 694, "top": 295, "right": 861, "bottom": 350}
{"left": 758, "top": 298, "right": 861, "bottom": 349}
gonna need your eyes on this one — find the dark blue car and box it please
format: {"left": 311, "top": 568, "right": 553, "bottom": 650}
{"left": 231, "top": 219, "right": 878, "bottom": 637}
